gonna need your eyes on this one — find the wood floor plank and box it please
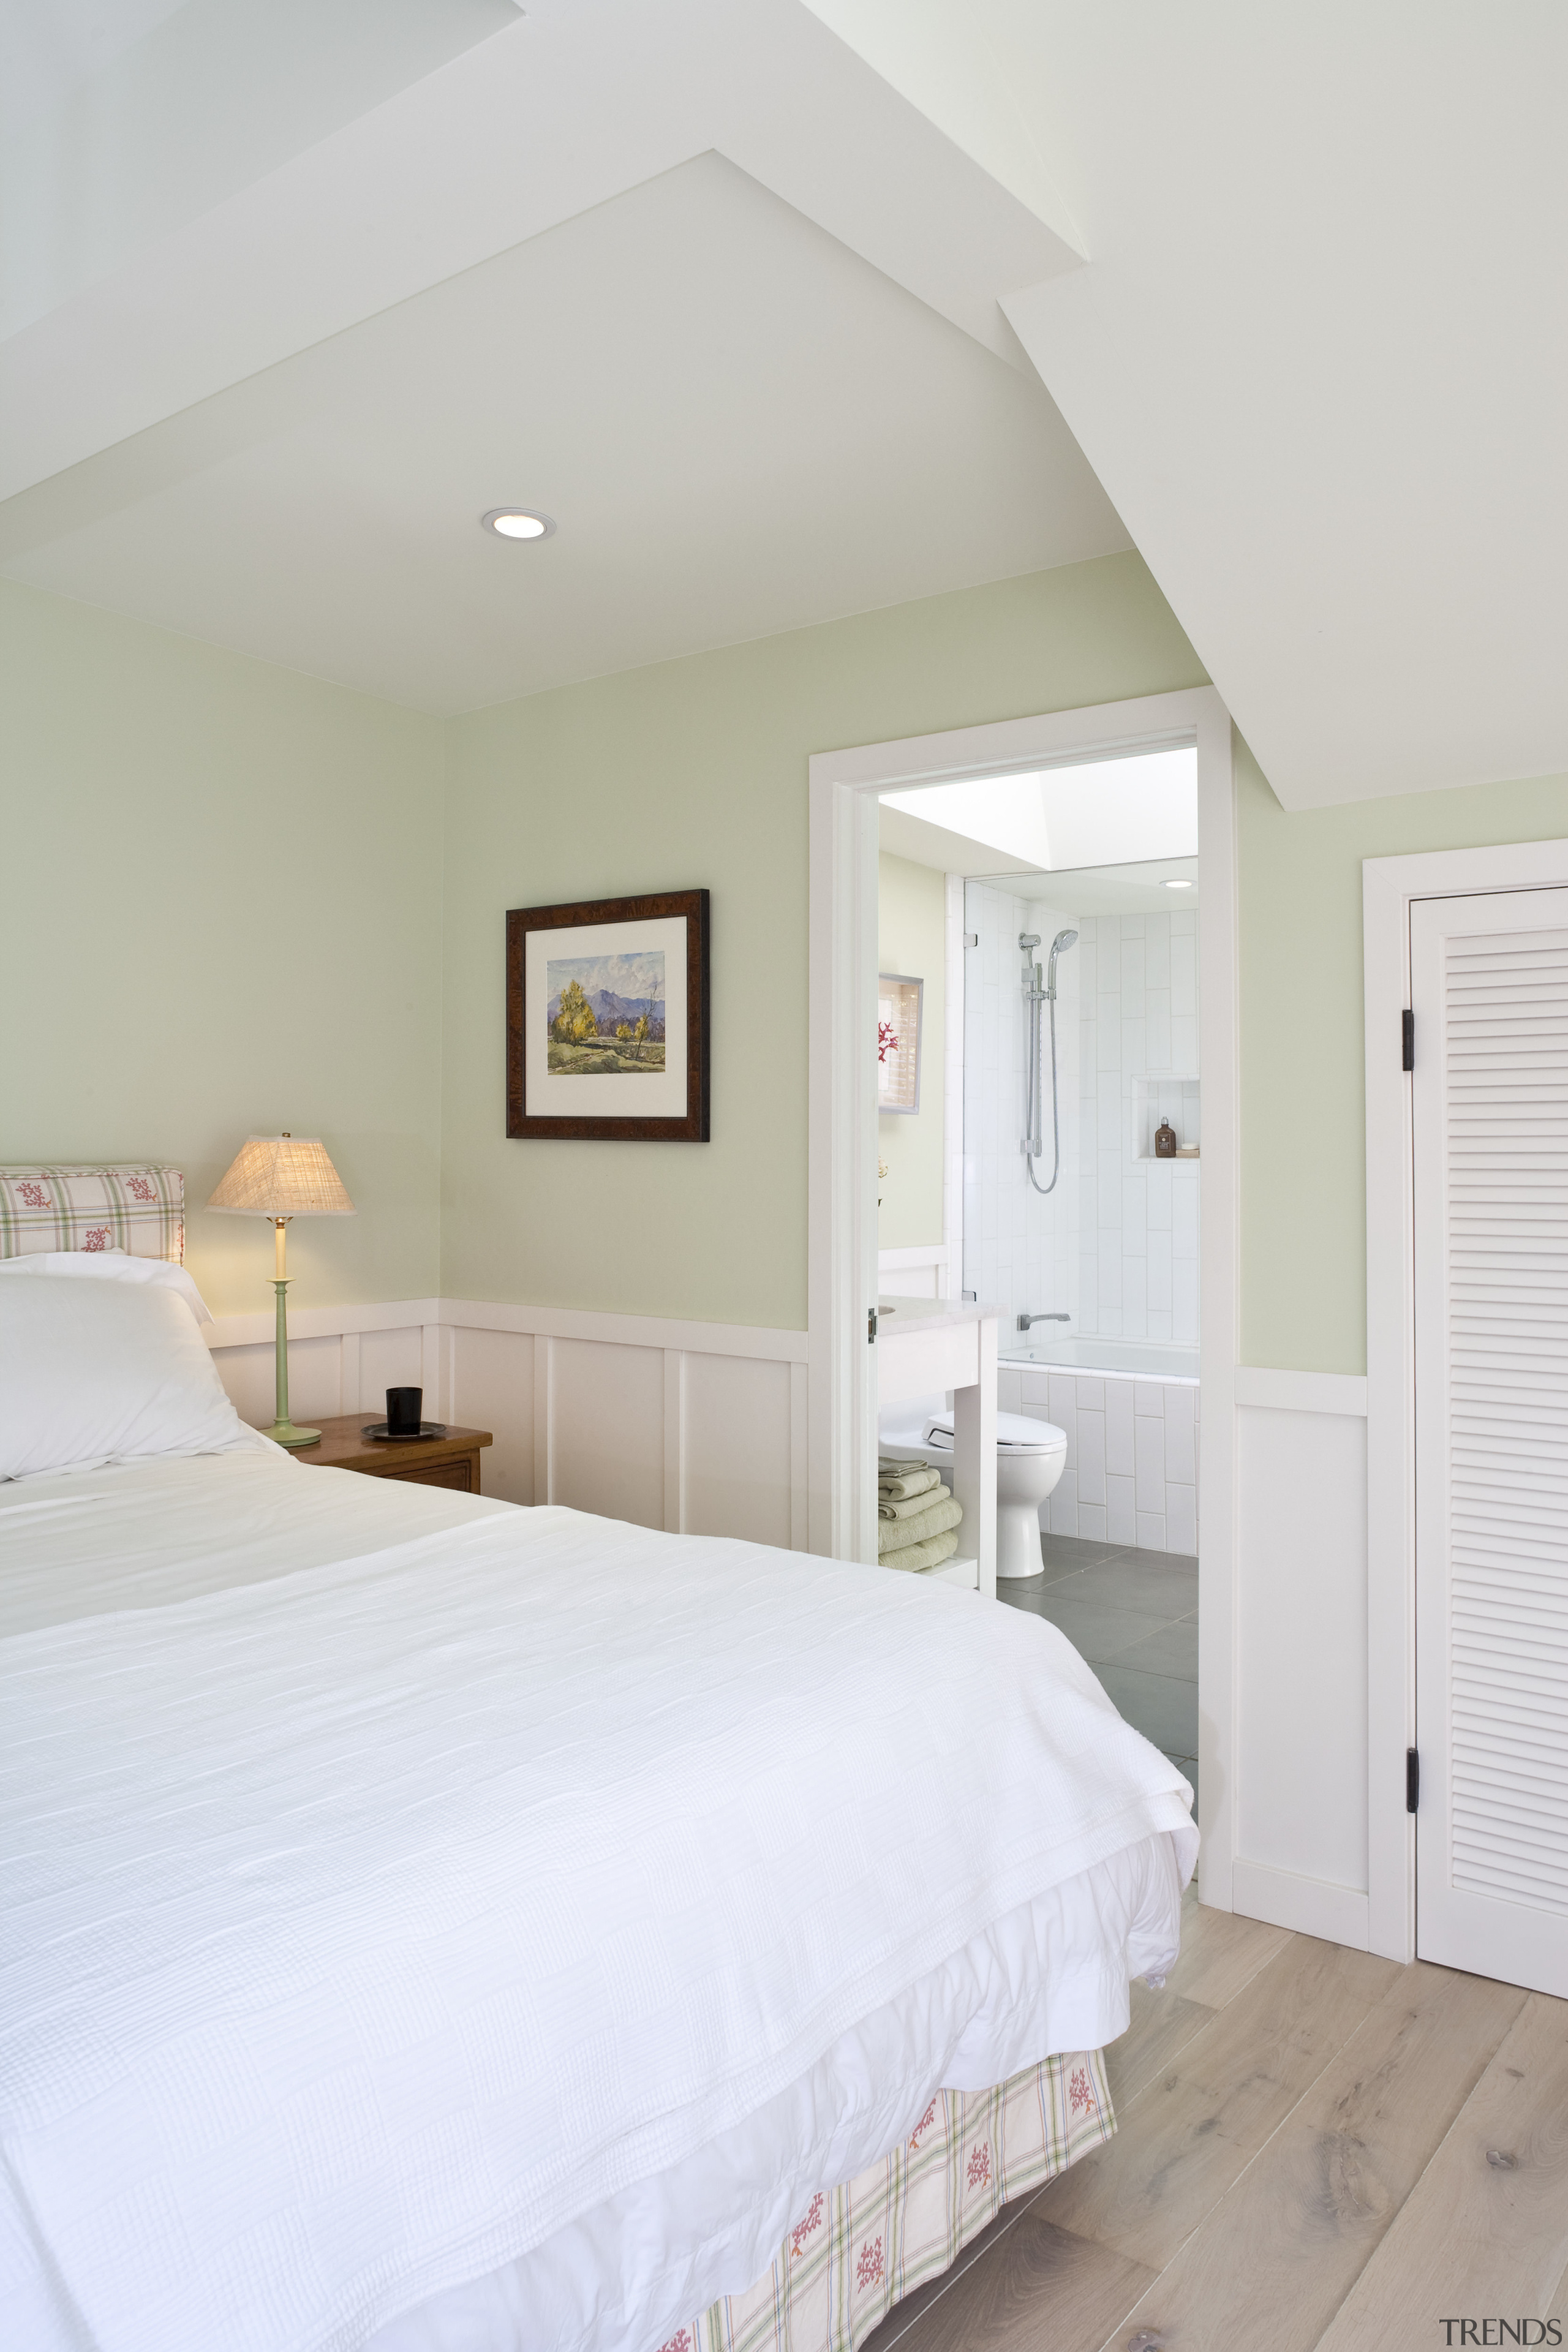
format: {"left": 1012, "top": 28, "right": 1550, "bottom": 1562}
{"left": 1094, "top": 1961, "right": 1525, "bottom": 2352}
{"left": 1030, "top": 1935, "right": 1400, "bottom": 2271}
{"left": 1314, "top": 1989, "right": 1568, "bottom": 2351}
{"left": 883, "top": 2210, "right": 1156, "bottom": 2352}
{"left": 1167, "top": 1890, "right": 1294, "bottom": 2013}
{"left": 1105, "top": 1980, "right": 1216, "bottom": 2114}
{"left": 858, "top": 2194, "right": 1039, "bottom": 2352}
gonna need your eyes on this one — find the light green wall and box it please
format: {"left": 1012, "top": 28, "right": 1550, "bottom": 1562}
{"left": 0, "top": 581, "right": 447, "bottom": 1316}
{"left": 440, "top": 553, "right": 1205, "bottom": 1327}
{"left": 1237, "top": 742, "right": 1568, "bottom": 1373}
{"left": 877, "top": 851, "right": 946, "bottom": 1250}
{"left": 39, "top": 549, "right": 1558, "bottom": 1369}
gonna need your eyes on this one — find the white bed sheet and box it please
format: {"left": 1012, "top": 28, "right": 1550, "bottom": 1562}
{"left": 0, "top": 1453, "right": 1195, "bottom": 2352}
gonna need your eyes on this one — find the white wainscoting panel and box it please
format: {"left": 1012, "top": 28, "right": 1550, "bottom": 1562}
{"left": 447, "top": 1323, "right": 537, "bottom": 1502}
{"left": 211, "top": 1334, "right": 350, "bottom": 1430}
{"left": 207, "top": 1301, "right": 436, "bottom": 1430}
{"left": 550, "top": 1337, "right": 666, "bottom": 1527}
{"left": 683, "top": 1352, "right": 795, "bottom": 1547}
{"left": 1235, "top": 1396, "right": 1370, "bottom": 1937}
{"left": 208, "top": 1298, "right": 809, "bottom": 1552}
{"left": 878, "top": 1245, "right": 947, "bottom": 1300}
{"left": 444, "top": 1301, "right": 810, "bottom": 1548}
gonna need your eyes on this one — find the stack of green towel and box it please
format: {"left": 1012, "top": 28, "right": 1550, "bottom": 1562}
{"left": 878, "top": 1456, "right": 963, "bottom": 1572}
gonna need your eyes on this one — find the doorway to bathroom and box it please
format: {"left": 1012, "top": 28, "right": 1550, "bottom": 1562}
{"left": 877, "top": 745, "right": 1203, "bottom": 1796}
{"left": 809, "top": 687, "right": 1241, "bottom": 1910}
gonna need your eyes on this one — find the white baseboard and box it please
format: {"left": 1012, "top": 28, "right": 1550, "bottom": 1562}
{"left": 1231, "top": 1858, "right": 1371, "bottom": 1949}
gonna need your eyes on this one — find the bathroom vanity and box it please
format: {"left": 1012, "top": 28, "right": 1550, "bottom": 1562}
{"left": 876, "top": 1298, "right": 999, "bottom": 1597}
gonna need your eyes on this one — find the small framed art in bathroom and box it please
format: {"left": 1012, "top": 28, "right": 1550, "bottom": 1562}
{"left": 877, "top": 974, "right": 922, "bottom": 1114}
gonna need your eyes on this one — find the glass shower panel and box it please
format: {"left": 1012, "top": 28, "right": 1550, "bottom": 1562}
{"left": 961, "top": 878, "right": 1080, "bottom": 1340}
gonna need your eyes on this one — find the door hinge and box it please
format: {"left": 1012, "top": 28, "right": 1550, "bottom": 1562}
{"left": 868, "top": 1306, "right": 878, "bottom": 1344}
{"left": 963, "top": 932, "right": 979, "bottom": 948}
{"left": 1406, "top": 1747, "right": 1420, "bottom": 1812}
{"left": 1401, "top": 1009, "right": 1414, "bottom": 1071}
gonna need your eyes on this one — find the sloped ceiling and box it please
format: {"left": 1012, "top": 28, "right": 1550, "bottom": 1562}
{"left": 7, "top": 2, "right": 1562, "bottom": 802}
{"left": 0, "top": 0, "right": 1125, "bottom": 710}
{"left": 3, "top": 155, "right": 1124, "bottom": 710}
{"left": 807, "top": 1, "right": 1568, "bottom": 809}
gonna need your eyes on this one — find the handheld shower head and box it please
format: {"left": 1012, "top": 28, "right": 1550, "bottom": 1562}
{"left": 1044, "top": 927, "right": 1078, "bottom": 998}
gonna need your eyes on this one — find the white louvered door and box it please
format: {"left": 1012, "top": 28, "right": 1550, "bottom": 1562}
{"left": 1412, "top": 888, "right": 1568, "bottom": 1996}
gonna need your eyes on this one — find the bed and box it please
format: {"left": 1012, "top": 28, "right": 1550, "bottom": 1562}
{"left": 0, "top": 1166, "right": 1196, "bottom": 2352}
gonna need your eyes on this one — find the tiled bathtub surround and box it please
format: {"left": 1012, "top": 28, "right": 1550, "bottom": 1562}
{"left": 998, "top": 1361, "right": 1199, "bottom": 1555}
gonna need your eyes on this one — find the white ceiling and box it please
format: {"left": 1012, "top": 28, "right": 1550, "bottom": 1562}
{"left": 0, "top": 153, "right": 1125, "bottom": 712}
{"left": 6, "top": 2, "right": 1564, "bottom": 802}
{"left": 809, "top": 1, "right": 1568, "bottom": 810}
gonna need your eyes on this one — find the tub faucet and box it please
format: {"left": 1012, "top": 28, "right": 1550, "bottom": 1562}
{"left": 1017, "top": 1311, "right": 1069, "bottom": 1331}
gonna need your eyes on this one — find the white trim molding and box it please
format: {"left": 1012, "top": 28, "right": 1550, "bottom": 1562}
{"left": 810, "top": 687, "right": 1240, "bottom": 1904}
{"left": 1234, "top": 1366, "right": 1368, "bottom": 1415}
{"left": 1363, "top": 832, "right": 1568, "bottom": 1962}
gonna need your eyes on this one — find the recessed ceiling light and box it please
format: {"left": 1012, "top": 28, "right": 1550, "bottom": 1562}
{"left": 481, "top": 508, "right": 555, "bottom": 541}
{"left": 1163, "top": 877, "right": 1195, "bottom": 889}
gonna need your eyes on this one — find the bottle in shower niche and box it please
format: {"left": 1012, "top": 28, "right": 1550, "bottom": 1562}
{"left": 1154, "top": 1118, "right": 1177, "bottom": 1158}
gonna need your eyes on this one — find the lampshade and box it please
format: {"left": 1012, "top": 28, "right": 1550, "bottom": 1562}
{"left": 207, "top": 1136, "right": 355, "bottom": 1218}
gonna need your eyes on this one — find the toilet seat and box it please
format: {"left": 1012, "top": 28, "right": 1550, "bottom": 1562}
{"left": 880, "top": 1404, "right": 1067, "bottom": 1460}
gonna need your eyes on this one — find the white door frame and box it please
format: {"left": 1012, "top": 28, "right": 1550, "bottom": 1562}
{"left": 809, "top": 685, "right": 1239, "bottom": 1907}
{"left": 1364, "top": 834, "right": 1568, "bottom": 1961}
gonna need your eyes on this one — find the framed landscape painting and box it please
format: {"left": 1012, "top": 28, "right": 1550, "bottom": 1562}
{"left": 506, "top": 889, "right": 710, "bottom": 1141}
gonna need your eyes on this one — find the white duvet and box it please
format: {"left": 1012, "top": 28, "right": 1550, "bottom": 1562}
{"left": 0, "top": 1452, "right": 1194, "bottom": 2352}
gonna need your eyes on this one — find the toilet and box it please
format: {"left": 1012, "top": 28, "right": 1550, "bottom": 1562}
{"left": 876, "top": 1390, "right": 1067, "bottom": 1582}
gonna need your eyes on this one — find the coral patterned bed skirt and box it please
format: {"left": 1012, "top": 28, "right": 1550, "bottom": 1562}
{"left": 663, "top": 2049, "right": 1114, "bottom": 2352}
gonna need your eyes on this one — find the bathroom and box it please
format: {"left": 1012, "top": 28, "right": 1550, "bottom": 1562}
{"left": 876, "top": 748, "right": 1200, "bottom": 1792}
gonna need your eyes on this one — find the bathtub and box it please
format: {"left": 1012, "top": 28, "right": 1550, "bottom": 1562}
{"left": 997, "top": 1334, "right": 1200, "bottom": 1555}
{"left": 1001, "top": 1334, "right": 1198, "bottom": 1383}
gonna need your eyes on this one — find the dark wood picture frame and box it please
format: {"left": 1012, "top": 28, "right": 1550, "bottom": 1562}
{"left": 506, "top": 889, "right": 710, "bottom": 1142}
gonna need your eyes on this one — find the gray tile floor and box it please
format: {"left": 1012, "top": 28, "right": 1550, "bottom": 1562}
{"left": 998, "top": 1530, "right": 1198, "bottom": 1803}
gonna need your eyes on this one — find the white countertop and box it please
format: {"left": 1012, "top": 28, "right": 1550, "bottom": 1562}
{"left": 876, "top": 1297, "right": 1001, "bottom": 1339}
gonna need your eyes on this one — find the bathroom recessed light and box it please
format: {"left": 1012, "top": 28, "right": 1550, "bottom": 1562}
{"left": 1163, "top": 878, "right": 1194, "bottom": 889}
{"left": 481, "top": 508, "right": 556, "bottom": 541}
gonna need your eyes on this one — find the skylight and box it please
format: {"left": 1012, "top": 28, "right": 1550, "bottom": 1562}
{"left": 881, "top": 745, "right": 1197, "bottom": 870}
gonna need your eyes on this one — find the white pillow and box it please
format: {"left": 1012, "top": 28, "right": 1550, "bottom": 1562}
{"left": 0, "top": 1247, "right": 214, "bottom": 1325}
{"left": 0, "top": 1274, "right": 274, "bottom": 1481}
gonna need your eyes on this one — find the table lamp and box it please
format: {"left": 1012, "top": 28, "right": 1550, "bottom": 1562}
{"left": 207, "top": 1133, "right": 355, "bottom": 1448}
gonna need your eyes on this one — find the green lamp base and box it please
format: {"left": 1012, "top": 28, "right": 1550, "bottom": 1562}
{"left": 266, "top": 1419, "right": 320, "bottom": 1449}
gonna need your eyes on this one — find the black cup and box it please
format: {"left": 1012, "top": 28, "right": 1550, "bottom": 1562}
{"left": 386, "top": 1386, "right": 423, "bottom": 1436}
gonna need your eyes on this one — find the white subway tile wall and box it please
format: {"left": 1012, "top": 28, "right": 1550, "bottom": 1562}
{"left": 1077, "top": 910, "right": 1200, "bottom": 1346}
{"left": 966, "top": 891, "right": 1202, "bottom": 1559}
{"left": 964, "top": 895, "right": 1200, "bottom": 1353}
{"left": 1000, "top": 1363, "right": 1200, "bottom": 1558}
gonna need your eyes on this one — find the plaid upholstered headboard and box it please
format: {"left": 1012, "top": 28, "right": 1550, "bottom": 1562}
{"left": 0, "top": 1166, "right": 185, "bottom": 1262}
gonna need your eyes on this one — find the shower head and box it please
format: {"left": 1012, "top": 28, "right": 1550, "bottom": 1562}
{"left": 1044, "top": 927, "right": 1077, "bottom": 999}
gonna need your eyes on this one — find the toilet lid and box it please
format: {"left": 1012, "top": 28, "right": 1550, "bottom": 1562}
{"left": 881, "top": 1408, "right": 1067, "bottom": 1458}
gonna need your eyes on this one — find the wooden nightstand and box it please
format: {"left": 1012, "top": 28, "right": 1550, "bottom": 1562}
{"left": 296, "top": 1414, "right": 494, "bottom": 1494}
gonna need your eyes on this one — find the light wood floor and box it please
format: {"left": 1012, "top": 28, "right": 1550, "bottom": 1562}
{"left": 863, "top": 1882, "right": 1568, "bottom": 2352}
